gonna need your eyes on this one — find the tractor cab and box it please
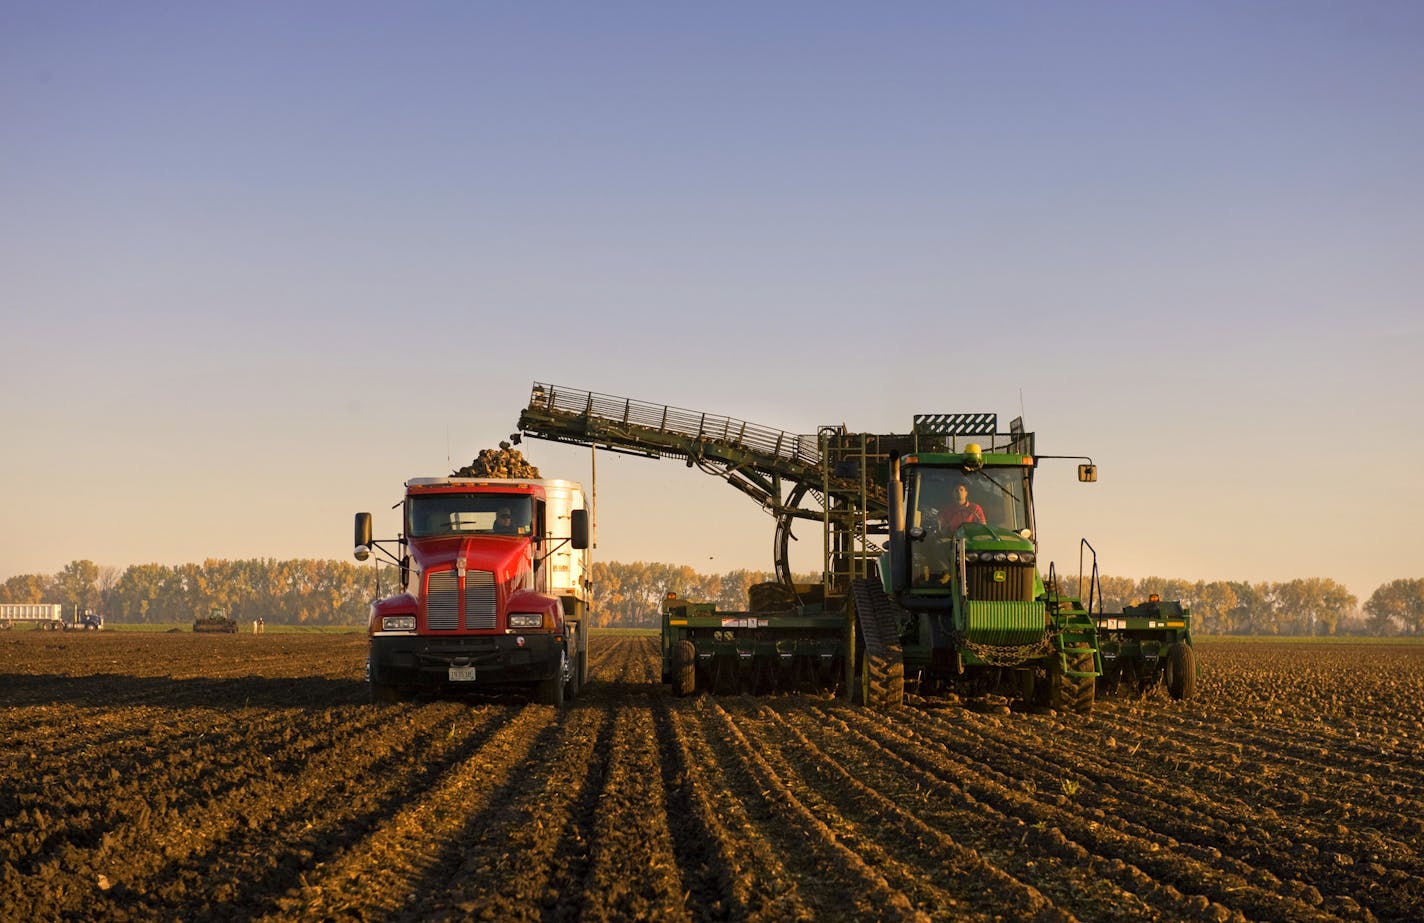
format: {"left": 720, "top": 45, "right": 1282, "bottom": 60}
{"left": 890, "top": 446, "right": 1040, "bottom": 603}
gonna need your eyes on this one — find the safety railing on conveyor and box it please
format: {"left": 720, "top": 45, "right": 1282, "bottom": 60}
{"left": 525, "top": 382, "right": 823, "bottom": 470}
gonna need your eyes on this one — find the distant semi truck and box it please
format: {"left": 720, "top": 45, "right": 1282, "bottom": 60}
{"left": 0, "top": 604, "right": 104, "bottom": 631}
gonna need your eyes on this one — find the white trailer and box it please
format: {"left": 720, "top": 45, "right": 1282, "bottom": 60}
{"left": 0, "top": 603, "right": 65, "bottom": 630}
{"left": 0, "top": 604, "right": 103, "bottom": 631}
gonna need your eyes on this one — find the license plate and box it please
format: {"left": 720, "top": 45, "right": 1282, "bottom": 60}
{"left": 448, "top": 665, "right": 477, "bottom": 682}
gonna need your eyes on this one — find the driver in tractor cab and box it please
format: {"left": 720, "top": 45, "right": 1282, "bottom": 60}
{"left": 939, "top": 482, "right": 987, "bottom": 533}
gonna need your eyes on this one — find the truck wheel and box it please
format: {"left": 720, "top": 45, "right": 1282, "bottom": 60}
{"left": 1165, "top": 642, "right": 1196, "bottom": 700}
{"left": 370, "top": 682, "right": 401, "bottom": 705}
{"left": 566, "top": 648, "right": 582, "bottom": 702}
{"left": 537, "top": 651, "right": 568, "bottom": 707}
{"left": 673, "top": 640, "right": 697, "bottom": 696}
{"left": 1049, "top": 643, "right": 1095, "bottom": 715}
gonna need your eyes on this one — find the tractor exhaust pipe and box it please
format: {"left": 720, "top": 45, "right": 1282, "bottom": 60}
{"left": 888, "top": 452, "right": 907, "bottom": 594}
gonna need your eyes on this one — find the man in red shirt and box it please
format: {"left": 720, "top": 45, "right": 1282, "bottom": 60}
{"left": 939, "top": 482, "right": 986, "bottom": 533}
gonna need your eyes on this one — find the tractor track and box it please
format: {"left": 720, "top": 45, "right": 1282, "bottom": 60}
{"left": 2, "top": 632, "right": 1421, "bottom": 921}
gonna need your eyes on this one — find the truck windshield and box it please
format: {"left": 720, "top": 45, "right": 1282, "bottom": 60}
{"left": 906, "top": 466, "right": 1032, "bottom": 534}
{"left": 407, "top": 495, "right": 533, "bottom": 538}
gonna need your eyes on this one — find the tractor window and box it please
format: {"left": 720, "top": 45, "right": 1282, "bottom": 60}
{"left": 905, "top": 465, "right": 1034, "bottom": 586}
{"left": 907, "top": 467, "right": 1032, "bottom": 534}
{"left": 406, "top": 495, "right": 534, "bottom": 537}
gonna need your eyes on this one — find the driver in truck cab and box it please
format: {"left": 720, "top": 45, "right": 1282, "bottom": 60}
{"left": 492, "top": 506, "right": 531, "bottom": 536}
{"left": 939, "top": 482, "right": 987, "bottom": 533}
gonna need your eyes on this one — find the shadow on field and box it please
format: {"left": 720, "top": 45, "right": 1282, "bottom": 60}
{"left": 0, "top": 673, "right": 369, "bottom": 709}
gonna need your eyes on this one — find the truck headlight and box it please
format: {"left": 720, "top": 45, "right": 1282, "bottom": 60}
{"left": 508, "top": 613, "right": 544, "bottom": 629}
{"left": 381, "top": 615, "right": 416, "bottom": 632}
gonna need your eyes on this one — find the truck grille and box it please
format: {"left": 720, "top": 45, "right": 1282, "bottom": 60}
{"left": 426, "top": 570, "right": 497, "bottom": 630}
{"left": 967, "top": 563, "right": 1034, "bottom": 602}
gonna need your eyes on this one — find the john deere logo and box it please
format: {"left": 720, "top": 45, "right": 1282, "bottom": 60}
{"left": 993, "top": 570, "right": 1006, "bottom": 583}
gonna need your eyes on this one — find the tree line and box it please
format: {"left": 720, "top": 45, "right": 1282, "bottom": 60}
{"left": 2, "top": 559, "right": 1422, "bottom": 635}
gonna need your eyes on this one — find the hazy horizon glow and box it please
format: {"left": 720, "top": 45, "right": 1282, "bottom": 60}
{"left": 3, "top": 3, "right": 1421, "bottom": 604}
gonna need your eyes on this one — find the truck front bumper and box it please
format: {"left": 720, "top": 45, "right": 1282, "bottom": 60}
{"left": 369, "top": 633, "right": 561, "bottom": 690}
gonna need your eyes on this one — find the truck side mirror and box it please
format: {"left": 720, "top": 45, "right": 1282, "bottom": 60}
{"left": 1077, "top": 464, "right": 1097, "bottom": 483}
{"left": 354, "top": 512, "right": 373, "bottom": 560}
{"left": 570, "top": 509, "right": 590, "bottom": 549}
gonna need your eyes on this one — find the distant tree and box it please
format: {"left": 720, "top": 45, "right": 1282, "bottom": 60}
{"left": 0, "top": 573, "right": 54, "bottom": 604}
{"left": 111, "top": 563, "right": 171, "bottom": 623}
{"left": 52, "top": 560, "right": 100, "bottom": 618}
{"left": 1190, "top": 581, "right": 1240, "bottom": 635}
{"left": 1220, "top": 581, "right": 1268, "bottom": 634}
{"left": 1271, "top": 578, "right": 1357, "bottom": 636}
{"left": 1092, "top": 575, "right": 1137, "bottom": 612}
{"left": 96, "top": 566, "right": 122, "bottom": 615}
{"left": 1138, "top": 577, "right": 1196, "bottom": 608}
{"left": 1364, "top": 579, "right": 1424, "bottom": 636}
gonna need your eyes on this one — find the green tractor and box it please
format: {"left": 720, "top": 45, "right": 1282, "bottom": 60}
{"left": 856, "top": 432, "right": 1102, "bottom": 711}
{"left": 193, "top": 607, "right": 239, "bottom": 634}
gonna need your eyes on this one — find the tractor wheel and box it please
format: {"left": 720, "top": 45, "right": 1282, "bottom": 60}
{"left": 1165, "top": 642, "right": 1196, "bottom": 700}
{"left": 369, "top": 682, "right": 401, "bottom": 705}
{"left": 537, "top": 651, "right": 568, "bottom": 707}
{"left": 1049, "top": 643, "right": 1095, "bottom": 715}
{"left": 850, "top": 580, "right": 904, "bottom": 708}
{"left": 673, "top": 640, "right": 697, "bottom": 697}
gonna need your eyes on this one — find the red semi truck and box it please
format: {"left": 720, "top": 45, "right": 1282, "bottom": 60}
{"left": 354, "top": 476, "right": 592, "bottom": 705}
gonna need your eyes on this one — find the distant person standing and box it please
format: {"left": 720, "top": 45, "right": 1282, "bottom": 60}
{"left": 939, "top": 483, "right": 987, "bottom": 532}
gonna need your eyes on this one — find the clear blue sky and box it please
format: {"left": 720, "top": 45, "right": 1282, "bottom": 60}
{"left": 3, "top": 2, "right": 1420, "bottom": 605}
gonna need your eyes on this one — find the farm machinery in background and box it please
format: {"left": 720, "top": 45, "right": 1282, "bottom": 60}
{"left": 517, "top": 382, "right": 1195, "bottom": 712}
{"left": 193, "top": 608, "right": 238, "bottom": 633}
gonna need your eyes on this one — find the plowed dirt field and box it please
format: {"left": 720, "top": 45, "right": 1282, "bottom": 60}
{"left": 2, "top": 632, "right": 1421, "bottom": 922}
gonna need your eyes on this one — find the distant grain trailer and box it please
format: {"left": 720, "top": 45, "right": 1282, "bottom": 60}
{"left": 0, "top": 604, "right": 103, "bottom": 631}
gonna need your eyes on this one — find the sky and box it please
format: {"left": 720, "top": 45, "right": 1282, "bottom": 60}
{"left": 3, "top": 1, "right": 1421, "bottom": 606}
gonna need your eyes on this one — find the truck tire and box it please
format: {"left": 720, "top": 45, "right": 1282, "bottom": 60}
{"left": 673, "top": 640, "right": 697, "bottom": 696}
{"left": 850, "top": 580, "right": 904, "bottom": 708}
{"left": 1049, "top": 643, "right": 1095, "bottom": 715}
{"left": 566, "top": 647, "right": 582, "bottom": 702}
{"left": 1165, "top": 642, "right": 1196, "bottom": 700}
{"left": 537, "top": 651, "right": 568, "bottom": 707}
